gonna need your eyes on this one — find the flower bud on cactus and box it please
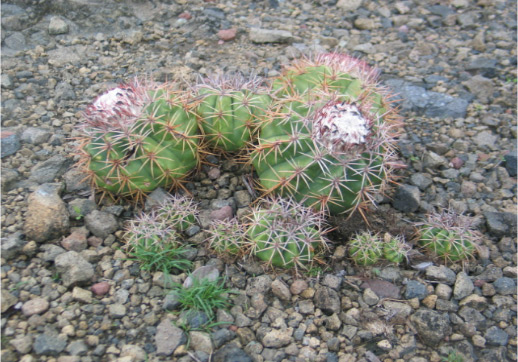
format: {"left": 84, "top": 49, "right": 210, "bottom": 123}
{"left": 348, "top": 231, "right": 383, "bottom": 266}
{"left": 194, "top": 74, "right": 272, "bottom": 153}
{"left": 206, "top": 218, "right": 245, "bottom": 256}
{"left": 245, "top": 197, "right": 329, "bottom": 270}
{"left": 382, "top": 233, "right": 410, "bottom": 264}
{"left": 417, "top": 208, "right": 479, "bottom": 263}
{"left": 251, "top": 53, "right": 402, "bottom": 215}
{"left": 76, "top": 79, "right": 200, "bottom": 201}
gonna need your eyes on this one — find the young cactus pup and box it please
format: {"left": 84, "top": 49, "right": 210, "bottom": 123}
{"left": 251, "top": 53, "right": 403, "bottom": 215}
{"left": 382, "top": 233, "right": 411, "bottom": 264}
{"left": 76, "top": 79, "right": 201, "bottom": 201}
{"left": 194, "top": 74, "right": 271, "bottom": 153}
{"left": 348, "top": 231, "right": 383, "bottom": 266}
{"left": 245, "top": 197, "right": 329, "bottom": 270}
{"left": 417, "top": 208, "right": 480, "bottom": 263}
{"left": 206, "top": 218, "right": 245, "bottom": 257}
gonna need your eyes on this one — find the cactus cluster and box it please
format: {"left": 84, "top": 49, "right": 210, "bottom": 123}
{"left": 348, "top": 231, "right": 410, "bottom": 266}
{"left": 76, "top": 79, "right": 200, "bottom": 201}
{"left": 417, "top": 209, "right": 479, "bottom": 263}
{"left": 245, "top": 197, "right": 329, "bottom": 270}
{"left": 250, "top": 53, "right": 402, "bottom": 215}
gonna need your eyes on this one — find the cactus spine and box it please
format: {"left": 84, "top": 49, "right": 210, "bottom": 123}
{"left": 251, "top": 53, "right": 402, "bottom": 215}
{"left": 76, "top": 79, "right": 200, "bottom": 201}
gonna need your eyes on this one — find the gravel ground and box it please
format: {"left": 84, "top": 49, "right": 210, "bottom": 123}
{"left": 1, "top": 0, "right": 517, "bottom": 361}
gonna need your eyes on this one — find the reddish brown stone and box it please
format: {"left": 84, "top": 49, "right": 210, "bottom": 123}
{"left": 217, "top": 28, "right": 237, "bottom": 41}
{"left": 91, "top": 282, "right": 110, "bottom": 296}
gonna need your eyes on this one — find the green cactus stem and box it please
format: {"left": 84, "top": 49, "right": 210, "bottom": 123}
{"left": 250, "top": 53, "right": 403, "bottom": 215}
{"left": 194, "top": 74, "right": 271, "bottom": 153}
{"left": 76, "top": 79, "right": 201, "bottom": 201}
{"left": 418, "top": 208, "right": 479, "bottom": 263}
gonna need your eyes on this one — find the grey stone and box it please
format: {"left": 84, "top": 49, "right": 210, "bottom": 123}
{"left": 410, "top": 173, "right": 433, "bottom": 190}
{"left": 67, "top": 199, "right": 97, "bottom": 219}
{"left": 466, "top": 57, "right": 498, "bottom": 78}
{"left": 425, "top": 265, "right": 457, "bottom": 285}
{"left": 63, "top": 169, "right": 91, "bottom": 193}
{"left": 84, "top": 210, "right": 118, "bottom": 239}
{"left": 423, "top": 151, "right": 447, "bottom": 168}
{"left": 21, "top": 127, "right": 51, "bottom": 145}
{"left": 363, "top": 288, "right": 379, "bottom": 306}
{"left": 249, "top": 28, "right": 293, "bottom": 43}
{"left": 246, "top": 275, "right": 272, "bottom": 296}
{"left": 66, "top": 340, "right": 88, "bottom": 356}
{"left": 484, "top": 211, "right": 517, "bottom": 237}
{"left": 155, "top": 319, "right": 186, "bottom": 356}
{"left": 1, "top": 289, "right": 18, "bottom": 313}
{"left": 462, "top": 75, "right": 494, "bottom": 103}
{"left": 33, "top": 329, "right": 67, "bottom": 356}
{"left": 29, "top": 155, "right": 73, "bottom": 184}
{"left": 404, "top": 280, "right": 428, "bottom": 300}
{"left": 48, "top": 16, "right": 69, "bottom": 35}
{"left": 163, "top": 293, "right": 181, "bottom": 311}
{"left": 484, "top": 326, "right": 509, "bottom": 346}
{"left": 322, "top": 274, "right": 342, "bottom": 290}
{"left": 392, "top": 184, "right": 420, "bottom": 213}
{"left": 41, "top": 244, "right": 66, "bottom": 262}
{"left": 4, "top": 32, "right": 26, "bottom": 50}
{"left": 262, "top": 328, "right": 293, "bottom": 347}
{"left": 314, "top": 286, "right": 340, "bottom": 315}
{"left": 55, "top": 251, "right": 94, "bottom": 287}
{"left": 473, "top": 131, "right": 498, "bottom": 149}
{"left": 1, "top": 168, "right": 19, "bottom": 190}
{"left": 1, "top": 131, "right": 20, "bottom": 158}
{"left": 453, "top": 272, "right": 474, "bottom": 300}
{"left": 213, "top": 344, "right": 253, "bottom": 362}
{"left": 503, "top": 150, "right": 517, "bottom": 177}
{"left": 24, "top": 183, "right": 70, "bottom": 243}
{"left": 183, "top": 265, "right": 220, "bottom": 288}
{"left": 458, "top": 306, "right": 486, "bottom": 328}
{"left": 336, "top": 0, "right": 363, "bottom": 11}
{"left": 271, "top": 279, "right": 291, "bottom": 301}
{"left": 9, "top": 335, "right": 32, "bottom": 354}
{"left": 212, "top": 328, "right": 236, "bottom": 349}
{"left": 234, "top": 190, "right": 252, "bottom": 207}
{"left": 493, "top": 277, "right": 516, "bottom": 295}
{"left": 21, "top": 297, "right": 49, "bottom": 317}
{"left": 1, "top": 232, "right": 26, "bottom": 260}
{"left": 410, "top": 310, "right": 451, "bottom": 346}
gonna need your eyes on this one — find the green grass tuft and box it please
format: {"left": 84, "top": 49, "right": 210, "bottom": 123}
{"left": 126, "top": 241, "right": 192, "bottom": 274}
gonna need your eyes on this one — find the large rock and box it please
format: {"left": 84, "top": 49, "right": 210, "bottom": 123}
{"left": 54, "top": 251, "right": 94, "bottom": 287}
{"left": 24, "top": 183, "right": 70, "bottom": 243}
{"left": 314, "top": 286, "right": 341, "bottom": 315}
{"left": 155, "top": 319, "right": 186, "bottom": 356}
{"left": 410, "top": 310, "right": 452, "bottom": 346}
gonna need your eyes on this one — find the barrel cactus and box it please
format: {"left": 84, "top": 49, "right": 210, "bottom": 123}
{"left": 76, "top": 79, "right": 201, "bottom": 201}
{"left": 194, "top": 74, "right": 271, "bottom": 153}
{"left": 418, "top": 209, "right": 479, "bottom": 263}
{"left": 245, "top": 197, "right": 329, "bottom": 270}
{"left": 250, "top": 53, "right": 402, "bottom": 215}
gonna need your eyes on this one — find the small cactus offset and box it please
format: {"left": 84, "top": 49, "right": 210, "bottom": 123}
{"left": 245, "top": 197, "right": 329, "bottom": 270}
{"left": 206, "top": 218, "right": 245, "bottom": 257}
{"left": 76, "top": 79, "right": 201, "bottom": 201}
{"left": 194, "top": 74, "right": 271, "bottom": 153}
{"left": 251, "top": 53, "right": 403, "bottom": 215}
{"left": 153, "top": 194, "right": 200, "bottom": 233}
{"left": 382, "top": 233, "right": 411, "bottom": 264}
{"left": 418, "top": 208, "right": 480, "bottom": 263}
{"left": 348, "top": 231, "right": 383, "bottom": 266}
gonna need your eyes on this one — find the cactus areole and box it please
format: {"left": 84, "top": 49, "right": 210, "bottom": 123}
{"left": 76, "top": 79, "right": 200, "bottom": 200}
{"left": 251, "top": 53, "right": 402, "bottom": 215}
